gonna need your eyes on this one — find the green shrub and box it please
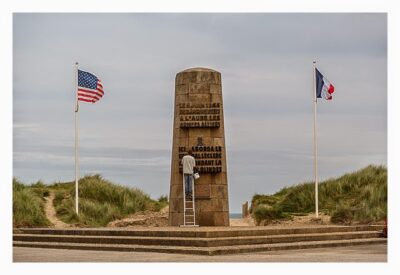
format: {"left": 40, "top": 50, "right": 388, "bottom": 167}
{"left": 330, "top": 205, "right": 355, "bottom": 224}
{"left": 253, "top": 205, "right": 290, "bottom": 225}
{"left": 251, "top": 165, "right": 387, "bottom": 225}
{"left": 158, "top": 195, "right": 168, "bottom": 203}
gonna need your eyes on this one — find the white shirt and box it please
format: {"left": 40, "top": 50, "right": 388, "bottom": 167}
{"left": 182, "top": 155, "right": 196, "bottom": 174}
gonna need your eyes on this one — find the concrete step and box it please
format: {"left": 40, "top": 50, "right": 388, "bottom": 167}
{"left": 13, "top": 240, "right": 211, "bottom": 255}
{"left": 13, "top": 231, "right": 382, "bottom": 247}
{"left": 13, "top": 238, "right": 387, "bottom": 256}
{"left": 208, "top": 238, "right": 387, "bottom": 256}
{"left": 15, "top": 225, "right": 385, "bottom": 238}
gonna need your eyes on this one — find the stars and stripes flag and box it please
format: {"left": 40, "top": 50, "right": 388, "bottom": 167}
{"left": 315, "top": 68, "right": 335, "bottom": 100}
{"left": 77, "top": 69, "right": 104, "bottom": 103}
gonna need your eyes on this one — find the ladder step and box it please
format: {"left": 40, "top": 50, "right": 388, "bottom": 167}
{"left": 183, "top": 179, "right": 196, "bottom": 224}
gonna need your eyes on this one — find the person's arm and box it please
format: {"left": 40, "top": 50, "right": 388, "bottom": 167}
{"left": 193, "top": 158, "right": 197, "bottom": 173}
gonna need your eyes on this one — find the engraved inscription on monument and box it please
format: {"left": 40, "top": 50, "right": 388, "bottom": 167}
{"left": 168, "top": 67, "right": 230, "bottom": 226}
{"left": 178, "top": 145, "right": 223, "bottom": 174}
{"left": 179, "top": 102, "right": 221, "bottom": 128}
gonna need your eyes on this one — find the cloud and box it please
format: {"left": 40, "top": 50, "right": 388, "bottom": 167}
{"left": 13, "top": 13, "right": 387, "bottom": 212}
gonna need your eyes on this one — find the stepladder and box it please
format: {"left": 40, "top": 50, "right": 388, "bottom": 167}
{"left": 181, "top": 174, "right": 198, "bottom": 227}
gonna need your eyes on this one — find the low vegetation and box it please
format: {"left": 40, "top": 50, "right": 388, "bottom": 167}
{"left": 13, "top": 175, "right": 168, "bottom": 227}
{"left": 251, "top": 165, "right": 387, "bottom": 225}
{"left": 14, "top": 165, "right": 386, "bottom": 227}
{"left": 13, "top": 178, "right": 51, "bottom": 227}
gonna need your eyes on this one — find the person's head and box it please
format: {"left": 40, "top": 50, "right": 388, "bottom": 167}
{"left": 187, "top": 149, "right": 193, "bottom": 156}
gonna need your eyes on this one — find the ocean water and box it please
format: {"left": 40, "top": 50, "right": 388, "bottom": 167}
{"left": 229, "top": 213, "right": 242, "bottom": 219}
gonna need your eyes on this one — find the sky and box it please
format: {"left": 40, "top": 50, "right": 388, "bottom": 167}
{"left": 13, "top": 13, "right": 387, "bottom": 212}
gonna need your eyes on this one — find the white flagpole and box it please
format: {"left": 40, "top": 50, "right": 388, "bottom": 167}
{"left": 75, "top": 62, "right": 79, "bottom": 215}
{"left": 313, "top": 60, "right": 319, "bottom": 218}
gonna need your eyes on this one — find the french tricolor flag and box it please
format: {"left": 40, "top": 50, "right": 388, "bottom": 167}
{"left": 316, "top": 68, "right": 335, "bottom": 100}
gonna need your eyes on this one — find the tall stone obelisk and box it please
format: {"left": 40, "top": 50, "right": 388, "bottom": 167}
{"left": 168, "top": 67, "right": 229, "bottom": 226}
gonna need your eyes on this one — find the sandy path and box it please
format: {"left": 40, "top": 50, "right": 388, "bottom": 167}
{"left": 44, "top": 192, "right": 70, "bottom": 228}
{"left": 230, "top": 216, "right": 255, "bottom": 226}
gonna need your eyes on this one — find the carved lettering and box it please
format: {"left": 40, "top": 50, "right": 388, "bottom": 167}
{"left": 178, "top": 145, "right": 222, "bottom": 174}
{"left": 178, "top": 102, "right": 222, "bottom": 128}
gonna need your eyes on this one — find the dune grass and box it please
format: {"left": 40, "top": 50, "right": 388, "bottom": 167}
{"left": 251, "top": 165, "right": 387, "bottom": 225}
{"left": 13, "top": 178, "right": 51, "bottom": 227}
{"left": 52, "top": 175, "right": 167, "bottom": 227}
{"left": 13, "top": 175, "right": 168, "bottom": 228}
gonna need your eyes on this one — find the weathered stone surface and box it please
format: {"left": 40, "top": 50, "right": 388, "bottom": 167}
{"left": 169, "top": 67, "right": 229, "bottom": 226}
{"left": 169, "top": 198, "right": 184, "bottom": 213}
{"left": 196, "top": 212, "right": 215, "bottom": 226}
{"left": 214, "top": 212, "right": 230, "bottom": 226}
{"left": 210, "top": 185, "right": 229, "bottom": 199}
{"left": 242, "top": 201, "right": 249, "bottom": 218}
{"left": 214, "top": 173, "right": 225, "bottom": 185}
{"left": 169, "top": 212, "right": 183, "bottom": 226}
{"left": 198, "top": 199, "right": 229, "bottom": 212}
{"left": 194, "top": 184, "right": 211, "bottom": 198}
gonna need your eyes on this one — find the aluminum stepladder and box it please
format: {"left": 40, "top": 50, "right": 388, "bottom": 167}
{"left": 181, "top": 173, "right": 198, "bottom": 227}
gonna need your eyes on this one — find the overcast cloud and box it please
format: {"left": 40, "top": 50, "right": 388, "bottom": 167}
{"left": 13, "top": 13, "right": 386, "bottom": 212}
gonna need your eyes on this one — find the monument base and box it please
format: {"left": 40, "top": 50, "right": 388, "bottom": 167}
{"left": 14, "top": 225, "right": 386, "bottom": 255}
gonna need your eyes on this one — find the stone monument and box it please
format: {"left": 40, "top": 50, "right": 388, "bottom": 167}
{"left": 168, "top": 67, "right": 230, "bottom": 226}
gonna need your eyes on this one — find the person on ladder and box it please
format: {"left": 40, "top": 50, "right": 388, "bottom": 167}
{"left": 182, "top": 149, "right": 196, "bottom": 200}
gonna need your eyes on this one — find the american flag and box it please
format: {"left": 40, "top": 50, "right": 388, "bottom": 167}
{"left": 77, "top": 70, "right": 104, "bottom": 103}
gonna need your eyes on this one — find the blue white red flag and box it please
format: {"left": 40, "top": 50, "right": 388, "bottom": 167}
{"left": 316, "top": 68, "right": 335, "bottom": 100}
{"left": 77, "top": 70, "right": 104, "bottom": 103}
